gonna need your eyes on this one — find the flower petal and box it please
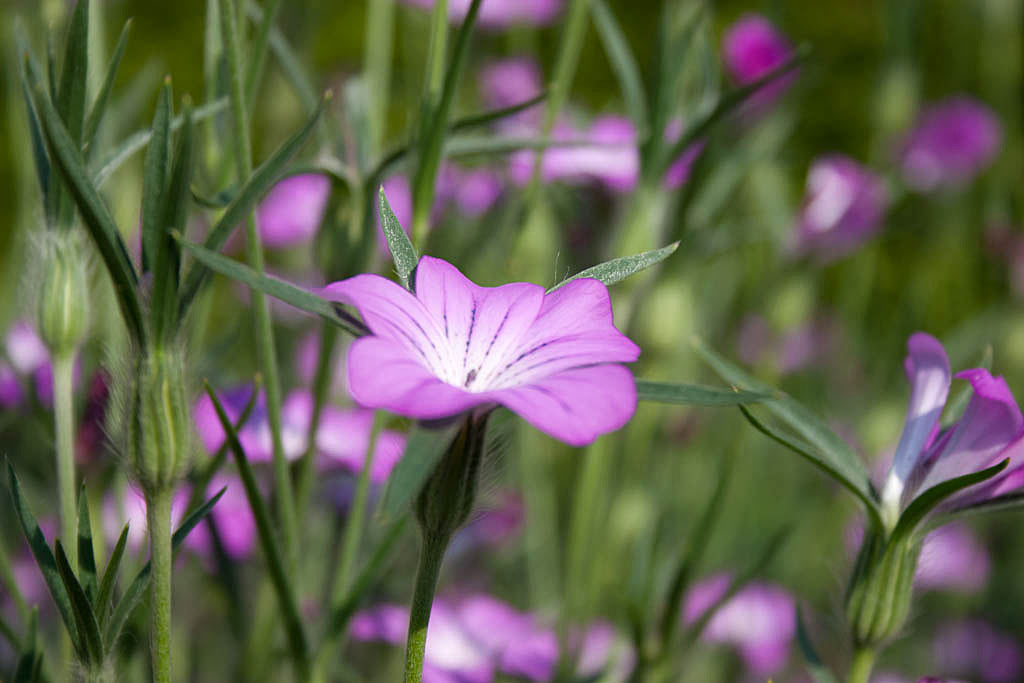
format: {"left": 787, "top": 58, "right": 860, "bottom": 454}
{"left": 881, "top": 332, "right": 951, "bottom": 506}
{"left": 490, "top": 364, "right": 637, "bottom": 446}
{"left": 345, "top": 336, "right": 485, "bottom": 419}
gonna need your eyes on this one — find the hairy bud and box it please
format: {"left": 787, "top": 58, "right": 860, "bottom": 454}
{"left": 845, "top": 528, "right": 921, "bottom": 646}
{"left": 34, "top": 231, "right": 90, "bottom": 356}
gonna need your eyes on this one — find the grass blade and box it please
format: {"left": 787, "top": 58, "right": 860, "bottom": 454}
{"left": 448, "top": 92, "right": 548, "bottom": 134}
{"left": 56, "top": 0, "right": 89, "bottom": 144}
{"left": 83, "top": 18, "right": 132, "bottom": 152}
{"left": 141, "top": 78, "right": 173, "bottom": 274}
{"left": 547, "top": 242, "right": 679, "bottom": 292}
{"left": 54, "top": 540, "right": 103, "bottom": 665}
{"left": 95, "top": 524, "right": 130, "bottom": 628}
{"left": 636, "top": 380, "right": 768, "bottom": 407}
{"left": 591, "top": 0, "right": 647, "bottom": 130}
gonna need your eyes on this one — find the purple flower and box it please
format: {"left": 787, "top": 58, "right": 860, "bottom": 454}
{"left": 194, "top": 387, "right": 406, "bottom": 483}
{"left": 722, "top": 14, "right": 796, "bottom": 109}
{"left": 915, "top": 522, "right": 990, "bottom": 593}
{"left": 257, "top": 174, "right": 331, "bottom": 248}
{"left": 934, "top": 620, "right": 1023, "bottom": 683}
{"left": 683, "top": 574, "right": 796, "bottom": 675}
{"left": 321, "top": 255, "right": 640, "bottom": 446}
{"left": 794, "top": 155, "right": 890, "bottom": 259}
{"left": 401, "top": 0, "right": 563, "bottom": 29}
{"left": 479, "top": 58, "right": 544, "bottom": 129}
{"left": 879, "top": 333, "right": 1024, "bottom": 523}
{"left": 900, "top": 97, "right": 1002, "bottom": 192}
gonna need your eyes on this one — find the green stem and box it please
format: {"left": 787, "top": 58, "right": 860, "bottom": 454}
{"left": 332, "top": 412, "right": 382, "bottom": 599}
{"left": 363, "top": 0, "right": 395, "bottom": 157}
{"left": 146, "top": 488, "right": 173, "bottom": 683}
{"left": 53, "top": 352, "right": 77, "bottom": 571}
{"left": 219, "top": 0, "right": 297, "bottom": 569}
{"left": 403, "top": 530, "right": 451, "bottom": 683}
{"left": 295, "top": 323, "right": 338, "bottom": 523}
{"left": 848, "top": 646, "right": 876, "bottom": 683}
{"left": 411, "top": 0, "right": 449, "bottom": 250}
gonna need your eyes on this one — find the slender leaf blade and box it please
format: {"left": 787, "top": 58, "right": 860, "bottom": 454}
{"left": 56, "top": 0, "right": 89, "bottom": 144}
{"left": 449, "top": 92, "right": 548, "bottom": 134}
{"left": 379, "top": 424, "right": 460, "bottom": 519}
{"left": 141, "top": 78, "right": 173, "bottom": 274}
{"left": 83, "top": 18, "right": 133, "bottom": 151}
{"left": 591, "top": 0, "right": 648, "bottom": 129}
{"left": 76, "top": 484, "right": 97, "bottom": 603}
{"left": 379, "top": 186, "right": 417, "bottom": 289}
{"left": 54, "top": 541, "right": 103, "bottom": 665}
{"left": 636, "top": 380, "right": 768, "bottom": 406}
{"left": 95, "top": 524, "right": 129, "bottom": 628}
{"left": 549, "top": 242, "right": 679, "bottom": 292}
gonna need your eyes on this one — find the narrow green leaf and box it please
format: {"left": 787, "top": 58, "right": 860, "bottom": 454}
{"left": 636, "top": 380, "right": 768, "bottom": 407}
{"left": 54, "top": 540, "right": 103, "bottom": 665}
{"left": 891, "top": 459, "right": 1009, "bottom": 545}
{"left": 76, "top": 484, "right": 97, "bottom": 603}
{"left": 591, "top": 0, "right": 647, "bottom": 130}
{"left": 141, "top": 78, "right": 174, "bottom": 274}
{"left": 246, "top": 2, "right": 319, "bottom": 114}
{"left": 95, "top": 524, "right": 129, "bottom": 628}
{"left": 56, "top": 0, "right": 90, "bottom": 144}
{"left": 379, "top": 424, "right": 461, "bottom": 519}
{"left": 175, "top": 234, "right": 367, "bottom": 337}
{"left": 12, "top": 608, "right": 40, "bottom": 683}
{"left": 83, "top": 19, "right": 133, "bottom": 152}
{"left": 19, "top": 55, "right": 50, "bottom": 205}
{"left": 177, "top": 95, "right": 327, "bottom": 312}
{"left": 379, "top": 186, "right": 418, "bottom": 289}
{"left": 448, "top": 92, "right": 548, "bottom": 134}
{"left": 244, "top": 0, "right": 282, "bottom": 104}
{"left": 694, "top": 338, "right": 879, "bottom": 518}
{"left": 323, "top": 516, "right": 409, "bottom": 642}
{"left": 92, "top": 97, "right": 229, "bottom": 186}
{"left": 548, "top": 242, "right": 680, "bottom": 292}
{"left": 205, "top": 382, "right": 310, "bottom": 674}
{"left": 7, "top": 463, "right": 80, "bottom": 650}
{"left": 28, "top": 76, "right": 147, "bottom": 347}
{"left": 104, "top": 488, "right": 226, "bottom": 647}
{"left": 795, "top": 606, "right": 839, "bottom": 683}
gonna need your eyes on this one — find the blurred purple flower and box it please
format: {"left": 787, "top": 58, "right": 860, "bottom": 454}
{"left": 479, "top": 58, "right": 544, "bottom": 130}
{"left": 722, "top": 14, "right": 797, "bottom": 110}
{"left": 900, "top": 97, "right": 1002, "bottom": 192}
{"left": 915, "top": 522, "right": 990, "bottom": 593}
{"left": 683, "top": 574, "right": 796, "bottom": 675}
{"left": 321, "top": 255, "right": 640, "bottom": 446}
{"left": 879, "top": 333, "right": 1024, "bottom": 521}
{"left": 193, "top": 387, "right": 406, "bottom": 484}
{"left": 257, "top": 174, "right": 331, "bottom": 248}
{"left": 401, "top": 0, "right": 563, "bottom": 29}
{"left": 934, "top": 619, "right": 1023, "bottom": 683}
{"left": 794, "top": 155, "right": 890, "bottom": 260}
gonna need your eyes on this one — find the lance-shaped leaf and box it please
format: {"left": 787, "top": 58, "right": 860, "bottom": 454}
{"left": 56, "top": 0, "right": 89, "bottom": 144}
{"left": 54, "top": 540, "right": 103, "bottom": 665}
{"left": 76, "top": 484, "right": 97, "bottom": 602}
{"left": 548, "top": 242, "right": 680, "bottom": 292}
{"left": 890, "top": 459, "right": 1009, "bottom": 545}
{"left": 379, "top": 186, "right": 417, "bottom": 290}
{"left": 695, "top": 338, "right": 880, "bottom": 520}
{"left": 379, "top": 424, "right": 461, "bottom": 520}
{"left": 177, "top": 94, "right": 327, "bottom": 312}
{"left": 95, "top": 524, "right": 129, "bottom": 628}
{"left": 7, "top": 463, "right": 80, "bottom": 649}
{"left": 636, "top": 380, "right": 768, "bottom": 406}
{"left": 18, "top": 50, "right": 50, "bottom": 207}
{"left": 104, "top": 489, "right": 225, "bottom": 646}
{"left": 92, "top": 97, "right": 229, "bottom": 186}
{"left": 448, "top": 92, "right": 548, "bottom": 134}
{"left": 83, "top": 18, "right": 133, "bottom": 152}
{"left": 28, "top": 77, "right": 146, "bottom": 347}
{"left": 140, "top": 78, "right": 174, "bottom": 274}
{"left": 591, "top": 0, "right": 647, "bottom": 130}
{"left": 205, "top": 383, "right": 310, "bottom": 675}
{"left": 175, "top": 234, "right": 367, "bottom": 337}
{"left": 795, "top": 606, "right": 839, "bottom": 683}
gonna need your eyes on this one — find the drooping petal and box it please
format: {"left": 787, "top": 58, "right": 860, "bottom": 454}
{"left": 490, "top": 364, "right": 637, "bottom": 446}
{"left": 345, "top": 336, "right": 485, "bottom": 419}
{"left": 881, "top": 332, "right": 951, "bottom": 507}
{"left": 916, "top": 368, "right": 1023, "bottom": 493}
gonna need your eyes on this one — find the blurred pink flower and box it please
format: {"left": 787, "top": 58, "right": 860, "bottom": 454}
{"left": 722, "top": 14, "right": 797, "bottom": 111}
{"left": 257, "top": 174, "right": 331, "bottom": 248}
{"left": 401, "top": 0, "right": 563, "bottom": 29}
{"left": 934, "top": 619, "right": 1022, "bottom": 683}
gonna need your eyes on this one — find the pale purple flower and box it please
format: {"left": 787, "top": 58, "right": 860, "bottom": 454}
{"left": 194, "top": 387, "right": 406, "bottom": 483}
{"left": 103, "top": 487, "right": 190, "bottom": 552}
{"left": 722, "top": 14, "right": 796, "bottom": 109}
{"left": 900, "top": 97, "right": 1002, "bottom": 192}
{"left": 934, "top": 620, "right": 1023, "bottom": 683}
{"left": 453, "top": 168, "right": 503, "bottom": 217}
{"left": 257, "top": 174, "right": 331, "bottom": 248}
{"left": 479, "top": 58, "right": 544, "bottom": 130}
{"left": 321, "top": 255, "right": 640, "bottom": 446}
{"left": 879, "top": 333, "right": 1024, "bottom": 522}
{"left": 683, "top": 574, "right": 796, "bottom": 675}
{"left": 794, "top": 155, "right": 890, "bottom": 260}
{"left": 401, "top": 0, "right": 563, "bottom": 29}
{"left": 0, "top": 364, "right": 23, "bottom": 407}
{"left": 915, "top": 522, "right": 990, "bottom": 593}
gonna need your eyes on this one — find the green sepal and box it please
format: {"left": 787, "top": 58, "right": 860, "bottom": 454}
{"left": 379, "top": 185, "right": 418, "bottom": 290}
{"left": 547, "top": 242, "right": 679, "bottom": 292}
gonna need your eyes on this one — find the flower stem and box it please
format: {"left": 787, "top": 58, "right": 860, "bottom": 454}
{"left": 403, "top": 530, "right": 451, "bottom": 683}
{"left": 333, "top": 412, "right": 382, "bottom": 600}
{"left": 848, "top": 646, "right": 876, "bottom": 683}
{"left": 146, "top": 487, "right": 173, "bottom": 683}
{"left": 411, "top": 0, "right": 449, "bottom": 250}
{"left": 53, "top": 352, "right": 77, "bottom": 570}
{"left": 364, "top": 0, "right": 395, "bottom": 157}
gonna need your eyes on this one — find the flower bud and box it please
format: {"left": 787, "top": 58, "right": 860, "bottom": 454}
{"left": 113, "top": 345, "right": 193, "bottom": 493}
{"left": 845, "top": 528, "right": 921, "bottom": 646}
{"left": 414, "top": 412, "right": 490, "bottom": 542}
{"left": 34, "top": 231, "right": 90, "bottom": 357}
